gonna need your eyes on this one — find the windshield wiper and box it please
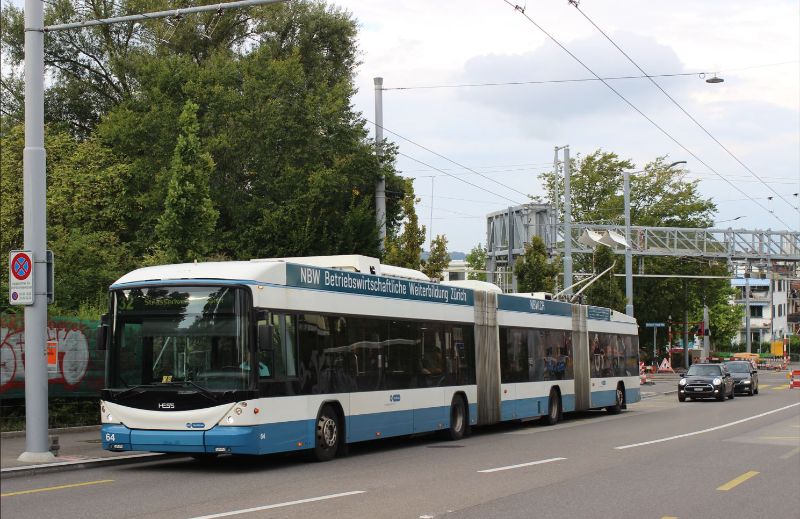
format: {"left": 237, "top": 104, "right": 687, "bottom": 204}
{"left": 162, "top": 380, "right": 218, "bottom": 403}
{"left": 114, "top": 384, "right": 156, "bottom": 399}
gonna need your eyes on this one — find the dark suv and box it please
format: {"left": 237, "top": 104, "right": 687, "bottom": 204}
{"left": 724, "top": 360, "right": 759, "bottom": 396}
{"left": 678, "top": 363, "right": 734, "bottom": 402}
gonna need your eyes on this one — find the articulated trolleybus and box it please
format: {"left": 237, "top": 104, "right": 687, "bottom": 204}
{"left": 100, "top": 255, "right": 640, "bottom": 461}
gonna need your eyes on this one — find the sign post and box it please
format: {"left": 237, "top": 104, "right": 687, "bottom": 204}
{"left": 645, "top": 322, "right": 665, "bottom": 362}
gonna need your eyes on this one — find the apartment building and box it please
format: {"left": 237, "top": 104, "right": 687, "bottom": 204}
{"left": 731, "top": 277, "right": 790, "bottom": 345}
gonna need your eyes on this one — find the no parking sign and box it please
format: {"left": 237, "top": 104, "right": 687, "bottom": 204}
{"left": 9, "top": 250, "right": 34, "bottom": 305}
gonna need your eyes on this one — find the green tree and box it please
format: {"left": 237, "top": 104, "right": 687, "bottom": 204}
{"left": 465, "top": 243, "right": 487, "bottom": 281}
{"left": 582, "top": 245, "right": 625, "bottom": 311}
{"left": 422, "top": 235, "right": 450, "bottom": 281}
{"left": 384, "top": 179, "right": 425, "bottom": 270}
{"left": 155, "top": 100, "right": 218, "bottom": 263}
{"left": 515, "top": 236, "right": 558, "bottom": 293}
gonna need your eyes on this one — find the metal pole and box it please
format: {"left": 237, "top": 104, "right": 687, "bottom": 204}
{"left": 684, "top": 280, "right": 689, "bottom": 369}
{"left": 745, "top": 268, "right": 751, "bottom": 353}
{"left": 652, "top": 326, "right": 657, "bottom": 361}
{"left": 429, "top": 178, "right": 434, "bottom": 250}
{"left": 703, "top": 304, "right": 710, "bottom": 362}
{"left": 19, "top": 0, "right": 54, "bottom": 463}
{"left": 374, "top": 77, "right": 386, "bottom": 252}
{"left": 563, "top": 146, "right": 573, "bottom": 296}
{"left": 552, "top": 146, "right": 560, "bottom": 264}
{"left": 624, "top": 169, "right": 633, "bottom": 316}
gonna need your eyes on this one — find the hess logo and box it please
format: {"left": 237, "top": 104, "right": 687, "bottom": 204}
{"left": 158, "top": 402, "right": 175, "bottom": 409}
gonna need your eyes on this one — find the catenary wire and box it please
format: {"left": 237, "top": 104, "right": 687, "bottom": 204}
{"left": 367, "top": 118, "right": 531, "bottom": 200}
{"left": 502, "top": 0, "right": 790, "bottom": 228}
{"left": 569, "top": 1, "right": 795, "bottom": 211}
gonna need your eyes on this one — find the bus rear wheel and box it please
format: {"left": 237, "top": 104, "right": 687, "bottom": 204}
{"left": 544, "top": 389, "right": 561, "bottom": 426}
{"left": 445, "top": 395, "right": 467, "bottom": 441}
{"left": 313, "top": 405, "right": 340, "bottom": 462}
{"left": 607, "top": 384, "right": 625, "bottom": 414}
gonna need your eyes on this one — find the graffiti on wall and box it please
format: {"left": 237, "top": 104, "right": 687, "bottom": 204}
{"left": 0, "top": 314, "right": 105, "bottom": 399}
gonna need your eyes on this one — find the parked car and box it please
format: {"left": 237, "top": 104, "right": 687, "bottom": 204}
{"left": 724, "top": 360, "right": 759, "bottom": 395}
{"left": 678, "top": 363, "right": 735, "bottom": 402}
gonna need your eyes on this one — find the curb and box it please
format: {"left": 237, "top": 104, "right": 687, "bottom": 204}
{"left": 1, "top": 452, "right": 183, "bottom": 479}
{"left": 1, "top": 425, "right": 101, "bottom": 439}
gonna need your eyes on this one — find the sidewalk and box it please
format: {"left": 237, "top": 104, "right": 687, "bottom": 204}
{"left": 0, "top": 426, "right": 169, "bottom": 478}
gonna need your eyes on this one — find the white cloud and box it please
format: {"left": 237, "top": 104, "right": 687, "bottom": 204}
{"left": 346, "top": 0, "right": 799, "bottom": 251}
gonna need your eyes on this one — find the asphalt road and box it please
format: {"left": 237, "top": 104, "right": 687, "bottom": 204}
{"left": 2, "top": 371, "right": 798, "bottom": 519}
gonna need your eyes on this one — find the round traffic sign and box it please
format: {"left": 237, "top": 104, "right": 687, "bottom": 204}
{"left": 11, "top": 253, "right": 32, "bottom": 281}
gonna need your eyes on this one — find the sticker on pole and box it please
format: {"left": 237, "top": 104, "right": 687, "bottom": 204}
{"left": 9, "top": 250, "right": 34, "bottom": 305}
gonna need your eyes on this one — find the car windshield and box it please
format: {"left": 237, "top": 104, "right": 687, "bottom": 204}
{"left": 109, "top": 286, "right": 250, "bottom": 390}
{"left": 686, "top": 365, "right": 721, "bottom": 376}
{"left": 725, "top": 362, "right": 752, "bottom": 373}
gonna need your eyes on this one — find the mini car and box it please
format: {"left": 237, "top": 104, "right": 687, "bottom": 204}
{"left": 723, "top": 360, "right": 759, "bottom": 395}
{"left": 678, "top": 363, "right": 734, "bottom": 402}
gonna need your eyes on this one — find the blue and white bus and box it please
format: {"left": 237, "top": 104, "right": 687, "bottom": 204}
{"left": 99, "top": 255, "right": 640, "bottom": 461}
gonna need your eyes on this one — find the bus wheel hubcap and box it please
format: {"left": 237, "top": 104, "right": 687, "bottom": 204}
{"left": 319, "top": 417, "right": 337, "bottom": 448}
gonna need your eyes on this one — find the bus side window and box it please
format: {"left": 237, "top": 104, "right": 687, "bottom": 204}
{"left": 264, "top": 313, "right": 297, "bottom": 379}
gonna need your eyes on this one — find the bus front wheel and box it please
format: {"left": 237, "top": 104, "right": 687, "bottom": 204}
{"left": 313, "top": 404, "right": 340, "bottom": 462}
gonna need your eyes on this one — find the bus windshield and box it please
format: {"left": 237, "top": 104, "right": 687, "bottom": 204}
{"left": 109, "top": 286, "right": 250, "bottom": 391}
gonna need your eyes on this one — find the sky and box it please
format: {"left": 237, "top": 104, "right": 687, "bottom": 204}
{"left": 339, "top": 0, "right": 800, "bottom": 253}
{"left": 3, "top": 0, "right": 798, "bottom": 254}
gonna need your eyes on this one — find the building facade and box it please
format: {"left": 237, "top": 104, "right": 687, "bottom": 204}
{"left": 730, "top": 277, "right": 789, "bottom": 347}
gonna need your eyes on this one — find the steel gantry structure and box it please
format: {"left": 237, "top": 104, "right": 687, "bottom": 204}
{"left": 486, "top": 204, "right": 800, "bottom": 290}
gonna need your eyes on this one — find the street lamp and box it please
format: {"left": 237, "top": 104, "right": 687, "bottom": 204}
{"left": 624, "top": 160, "right": 687, "bottom": 317}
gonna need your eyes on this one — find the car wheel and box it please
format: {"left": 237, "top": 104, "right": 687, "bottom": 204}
{"left": 728, "top": 387, "right": 735, "bottom": 399}
{"left": 678, "top": 394, "right": 686, "bottom": 402}
{"left": 754, "top": 384, "right": 759, "bottom": 395}
{"left": 312, "top": 404, "right": 340, "bottom": 462}
{"left": 748, "top": 385, "right": 754, "bottom": 396}
{"left": 716, "top": 391, "right": 725, "bottom": 401}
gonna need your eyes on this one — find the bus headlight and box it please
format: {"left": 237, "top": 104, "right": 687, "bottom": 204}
{"left": 106, "top": 414, "right": 113, "bottom": 422}
{"left": 226, "top": 416, "right": 234, "bottom": 424}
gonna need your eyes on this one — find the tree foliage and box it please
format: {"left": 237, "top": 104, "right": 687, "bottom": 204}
{"left": 514, "top": 236, "right": 558, "bottom": 293}
{"left": 0, "top": 0, "right": 414, "bottom": 315}
{"left": 465, "top": 243, "right": 487, "bottom": 281}
{"left": 422, "top": 235, "right": 450, "bottom": 281}
{"left": 383, "top": 179, "right": 425, "bottom": 270}
{"left": 155, "top": 100, "right": 218, "bottom": 263}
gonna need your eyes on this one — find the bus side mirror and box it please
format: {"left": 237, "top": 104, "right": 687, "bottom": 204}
{"left": 96, "top": 314, "right": 109, "bottom": 351}
{"left": 256, "top": 311, "right": 271, "bottom": 352}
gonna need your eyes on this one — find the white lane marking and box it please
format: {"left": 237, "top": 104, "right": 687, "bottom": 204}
{"left": 188, "top": 491, "right": 365, "bottom": 519}
{"left": 478, "top": 457, "right": 566, "bottom": 473}
{"left": 615, "top": 403, "right": 800, "bottom": 450}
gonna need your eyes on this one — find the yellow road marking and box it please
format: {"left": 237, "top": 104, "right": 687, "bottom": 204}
{"left": 1, "top": 479, "right": 113, "bottom": 497}
{"left": 717, "top": 471, "right": 759, "bottom": 491}
{"left": 758, "top": 385, "right": 769, "bottom": 390}
{"left": 661, "top": 516, "right": 679, "bottom": 519}
{"left": 773, "top": 384, "right": 789, "bottom": 390}
{"left": 759, "top": 436, "right": 800, "bottom": 440}
{"left": 780, "top": 447, "right": 800, "bottom": 459}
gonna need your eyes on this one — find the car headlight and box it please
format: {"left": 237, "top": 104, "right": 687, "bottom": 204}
{"left": 679, "top": 379, "right": 687, "bottom": 386}
{"left": 713, "top": 377, "right": 722, "bottom": 385}
{"left": 743, "top": 379, "right": 751, "bottom": 384}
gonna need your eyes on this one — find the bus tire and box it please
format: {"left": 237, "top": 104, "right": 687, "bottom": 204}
{"left": 445, "top": 395, "right": 467, "bottom": 441}
{"left": 607, "top": 383, "right": 625, "bottom": 414}
{"left": 312, "top": 404, "right": 340, "bottom": 462}
{"left": 544, "top": 388, "right": 561, "bottom": 426}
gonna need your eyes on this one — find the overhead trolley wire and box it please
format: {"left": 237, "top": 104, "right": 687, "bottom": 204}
{"left": 568, "top": 1, "right": 796, "bottom": 212}
{"left": 366, "top": 118, "right": 530, "bottom": 203}
{"left": 502, "top": 1, "right": 791, "bottom": 228}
